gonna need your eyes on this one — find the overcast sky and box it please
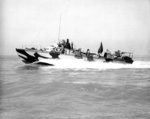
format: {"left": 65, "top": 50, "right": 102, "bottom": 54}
{"left": 1, "top": 0, "right": 150, "bottom": 56}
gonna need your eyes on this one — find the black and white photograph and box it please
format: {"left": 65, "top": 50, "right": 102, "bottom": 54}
{"left": 0, "top": 0, "right": 150, "bottom": 118}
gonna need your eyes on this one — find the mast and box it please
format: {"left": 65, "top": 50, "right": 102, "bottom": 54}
{"left": 57, "top": 0, "right": 69, "bottom": 42}
{"left": 58, "top": 13, "right": 62, "bottom": 42}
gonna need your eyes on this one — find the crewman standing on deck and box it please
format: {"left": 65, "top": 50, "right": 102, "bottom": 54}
{"left": 65, "top": 39, "right": 71, "bottom": 54}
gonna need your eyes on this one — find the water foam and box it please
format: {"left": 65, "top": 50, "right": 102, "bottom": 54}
{"left": 38, "top": 57, "right": 150, "bottom": 70}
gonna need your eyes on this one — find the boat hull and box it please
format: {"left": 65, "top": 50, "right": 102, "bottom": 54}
{"left": 16, "top": 48, "right": 134, "bottom": 66}
{"left": 16, "top": 48, "right": 78, "bottom": 66}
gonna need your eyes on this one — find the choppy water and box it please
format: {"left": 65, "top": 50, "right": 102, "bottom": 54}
{"left": 0, "top": 55, "right": 150, "bottom": 119}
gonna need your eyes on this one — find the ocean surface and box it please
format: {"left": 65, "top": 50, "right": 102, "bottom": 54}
{"left": 0, "top": 55, "right": 150, "bottom": 119}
